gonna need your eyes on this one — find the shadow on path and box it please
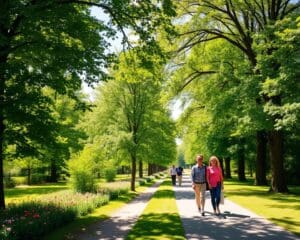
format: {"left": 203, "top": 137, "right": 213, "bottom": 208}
{"left": 175, "top": 174, "right": 299, "bottom": 240}
{"left": 75, "top": 180, "right": 163, "bottom": 240}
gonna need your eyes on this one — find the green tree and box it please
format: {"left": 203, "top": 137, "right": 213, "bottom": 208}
{"left": 0, "top": 0, "right": 175, "bottom": 208}
{"left": 80, "top": 51, "right": 176, "bottom": 191}
{"left": 171, "top": 0, "right": 300, "bottom": 192}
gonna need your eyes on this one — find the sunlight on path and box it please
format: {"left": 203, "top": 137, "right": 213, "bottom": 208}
{"left": 174, "top": 174, "right": 299, "bottom": 240}
{"left": 75, "top": 180, "right": 163, "bottom": 240}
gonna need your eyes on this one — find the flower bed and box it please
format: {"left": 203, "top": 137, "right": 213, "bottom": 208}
{"left": 0, "top": 191, "right": 109, "bottom": 240}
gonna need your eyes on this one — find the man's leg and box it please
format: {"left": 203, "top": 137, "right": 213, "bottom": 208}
{"left": 200, "top": 183, "right": 206, "bottom": 216}
{"left": 172, "top": 175, "right": 176, "bottom": 185}
{"left": 194, "top": 184, "right": 201, "bottom": 211}
{"left": 178, "top": 175, "right": 182, "bottom": 186}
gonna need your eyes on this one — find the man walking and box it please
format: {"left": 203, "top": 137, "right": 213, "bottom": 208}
{"left": 191, "top": 154, "right": 207, "bottom": 216}
{"left": 176, "top": 166, "right": 183, "bottom": 186}
{"left": 170, "top": 165, "right": 177, "bottom": 185}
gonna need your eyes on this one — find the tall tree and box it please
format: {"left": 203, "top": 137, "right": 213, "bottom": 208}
{"left": 172, "top": 0, "right": 300, "bottom": 192}
{"left": 81, "top": 51, "right": 176, "bottom": 191}
{"left": 0, "top": 0, "right": 175, "bottom": 208}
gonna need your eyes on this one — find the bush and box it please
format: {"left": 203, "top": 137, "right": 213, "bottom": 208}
{"left": 30, "top": 173, "right": 46, "bottom": 184}
{"left": 70, "top": 171, "right": 96, "bottom": 193}
{"left": 67, "top": 148, "right": 98, "bottom": 193}
{"left": 104, "top": 168, "right": 117, "bottom": 182}
{"left": 4, "top": 177, "right": 16, "bottom": 188}
{"left": 11, "top": 177, "right": 27, "bottom": 185}
{"left": 138, "top": 179, "right": 146, "bottom": 186}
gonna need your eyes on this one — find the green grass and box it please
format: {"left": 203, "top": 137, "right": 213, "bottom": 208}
{"left": 224, "top": 178, "right": 300, "bottom": 236}
{"left": 5, "top": 182, "right": 68, "bottom": 204}
{"left": 43, "top": 181, "right": 156, "bottom": 240}
{"left": 126, "top": 180, "right": 185, "bottom": 240}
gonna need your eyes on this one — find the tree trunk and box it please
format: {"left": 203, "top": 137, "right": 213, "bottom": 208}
{"left": 0, "top": 126, "right": 4, "bottom": 209}
{"left": 148, "top": 163, "right": 153, "bottom": 176}
{"left": 50, "top": 160, "right": 58, "bottom": 182}
{"left": 268, "top": 130, "right": 288, "bottom": 192}
{"left": 130, "top": 154, "right": 136, "bottom": 191}
{"left": 0, "top": 76, "right": 4, "bottom": 209}
{"left": 255, "top": 130, "right": 268, "bottom": 185}
{"left": 139, "top": 160, "right": 143, "bottom": 178}
{"left": 224, "top": 157, "right": 231, "bottom": 178}
{"left": 27, "top": 168, "right": 31, "bottom": 185}
{"left": 219, "top": 157, "right": 225, "bottom": 178}
{"left": 0, "top": 38, "right": 9, "bottom": 210}
{"left": 237, "top": 138, "right": 246, "bottom": 181}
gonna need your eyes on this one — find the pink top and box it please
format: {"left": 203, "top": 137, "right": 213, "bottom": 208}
{"left": 207, "top": 166, "right": 223, "bottom": 187}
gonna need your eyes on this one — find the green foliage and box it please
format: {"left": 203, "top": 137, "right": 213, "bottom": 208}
{"left": 104, "top": 167, "right": 117, "bottom": 182}
{"left": 255, "top": 16, "right": 300, "bottom": 131}
{"left": 4, "top": 177, "right": 16, "bottom": 189}
{"left": 30, "top": 173, "right": 46, "bottom": 185}
{"left": 80, "top": 49, "right": 177, "bottom": 191}
{"left": 67, "top": 146, "right": 99, "bottom": 193}
{"left": 1, "top": 0, "right": 176, "bottom": 208}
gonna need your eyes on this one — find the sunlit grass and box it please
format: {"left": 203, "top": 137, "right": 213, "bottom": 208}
{"left": 224, "top": 178, "right": 300, "bottom": 236}
{"left": 5, "top": 182, "right": 68, "bottom": 205}
{"left": 126, "top": 180, "right": 185, "bottom": 240}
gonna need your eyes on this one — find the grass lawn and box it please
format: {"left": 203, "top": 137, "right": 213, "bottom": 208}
{"left": 126, "top": 180, "right": 185, "bottom": 240}
{"left": 224, "top": 178, "right": 300, "bottom": 236}
{"left": 5, "top": 182, "right": 68, "bottom": 205}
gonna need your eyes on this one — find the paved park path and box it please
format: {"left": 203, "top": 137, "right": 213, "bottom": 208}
{"left": 175, "top": 173, "right": 299, "bottom": 240}
{"left": 75, "top": 180, "right": 163, "bottom": 240}
{"left": 74, "top": 174, "right": 299, "bottom": 240}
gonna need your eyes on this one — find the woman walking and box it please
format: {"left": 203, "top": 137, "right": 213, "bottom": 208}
{"left": 207, "top": 156, "right": 223, "bottom": 215}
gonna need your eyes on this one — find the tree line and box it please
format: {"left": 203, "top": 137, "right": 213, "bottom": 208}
{"left": 168, "top": 0, "right": 300, "bottom": 192}
{"left": 0, "top": 0, "right": 299, "bottom": 210}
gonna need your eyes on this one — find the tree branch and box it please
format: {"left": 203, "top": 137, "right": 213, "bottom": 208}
{"left": 178, "top": 69, "right": 216, "bottom": 93}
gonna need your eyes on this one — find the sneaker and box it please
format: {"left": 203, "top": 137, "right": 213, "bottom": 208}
{"left": 201, "top": 212, "right": 205, "bottom": 216}
{"left": 198, "top": 207, "right": 201, "bottom": 212}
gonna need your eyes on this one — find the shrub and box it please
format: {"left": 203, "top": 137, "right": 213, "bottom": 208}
{"left": 104, "top": 168, "right": 117, "bottom": 182}
{"left": 67, "top": 147, "right": 98, "bottom": 193}
{"left": 69, "top": 171, "right": 96, "bottom": 193}
{"left": 4, "top": 177, "right": 16, "bottom": 188}
{"left": 30, "top": 173, "right": 46, "bottom": 184}
{"left": 11, "top": 177, "right": 27, "bottom": 185}
{"left": 138, "top": 179, "right": 146, "bottom": 186}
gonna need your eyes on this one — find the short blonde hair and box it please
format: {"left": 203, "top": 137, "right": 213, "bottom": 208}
{"left": 209, "top": 156, "right": 220, "bottom": 167}
{"left": 196, "top": 154, "right": 204, "bottom": 160}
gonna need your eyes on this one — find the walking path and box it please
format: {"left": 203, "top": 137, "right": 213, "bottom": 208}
{"left": 73, "top": 174, "right": 299, "bottom": 240}
{"left": 75, "top": 180, "right": 163, "bottom": 240}
{"left": 175, "top": 173, "right": 299, "bottom": 240}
